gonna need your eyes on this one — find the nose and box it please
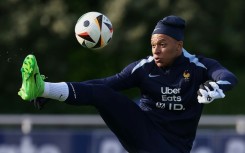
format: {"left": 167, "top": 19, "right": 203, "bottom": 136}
{"left": 153, "top": 45, "right": 161, "bottom": 55}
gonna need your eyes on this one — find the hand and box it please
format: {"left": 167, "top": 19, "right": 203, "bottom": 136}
{"left": 197, "top": 80, "right": 225, "bottom": 104}
{"left": 30, "top": 97, "right": 49, "bottom": 110}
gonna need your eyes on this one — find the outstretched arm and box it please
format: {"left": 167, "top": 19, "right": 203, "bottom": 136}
{"left": 198, "top": 58, "right": 238, "bottom": 103}
{"left": 207, "top": 59, "right": 237, "bottom": 91}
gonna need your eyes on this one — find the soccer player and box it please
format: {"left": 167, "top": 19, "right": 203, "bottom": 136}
{"left": 18, "top": 15, "right": 237, "bottom": 153}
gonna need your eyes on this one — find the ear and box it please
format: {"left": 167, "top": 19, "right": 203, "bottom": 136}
{"left": 178, "top": 41, "right": 183, "bottom": 49}
{"left": 174, "top": 41, "right": 183, "bottom": 56}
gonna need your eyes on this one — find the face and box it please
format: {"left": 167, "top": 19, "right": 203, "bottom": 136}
{"left": 151, "top": 34, "right": 183, "bottom": 68}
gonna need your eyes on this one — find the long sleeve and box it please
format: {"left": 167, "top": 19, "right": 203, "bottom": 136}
{"left": 204, "top": 58, "right": 238, "bottom": 92}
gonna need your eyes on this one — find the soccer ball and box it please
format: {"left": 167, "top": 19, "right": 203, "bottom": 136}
{"left": 75, "top": 12, "right": 113, "bottom": 49}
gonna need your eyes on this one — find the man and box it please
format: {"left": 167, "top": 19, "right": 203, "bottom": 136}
{"left": 18, "top": 15, "right": 237, "bottom": 153}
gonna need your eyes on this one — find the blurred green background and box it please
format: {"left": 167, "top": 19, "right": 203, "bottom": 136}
{"left": 0, "top": 0, "right": 244, "bottom": 114}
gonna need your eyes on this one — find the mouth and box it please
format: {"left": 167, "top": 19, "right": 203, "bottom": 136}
{"left": 154, "top": 57, "right": 167, "bottom": 67}
{"left": 154, "top": 57, "right": 161, "bottom": 63}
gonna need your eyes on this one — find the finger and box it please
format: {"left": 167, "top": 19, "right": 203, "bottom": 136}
{"left": 199, "top": 89, "right": 208, "bottom": 97}
{"left": 204, "top": 85, "right": 211, "bottom": 92}
{"left": 209, "top": 82, "right": 219, "bottom": 90}
{"left": 204, "top": 81, "right": 214, "bottom": 91}
{"left": 198, "top": 95, "right": 209, "bottom": 104}
{"left": 197, "top": 89, "right": 202, "bottom": 96}
{"left": 199, "top": 84, "right": 206, "bottom": 90}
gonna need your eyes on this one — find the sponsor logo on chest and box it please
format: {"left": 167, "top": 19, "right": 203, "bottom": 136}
{"left": 161, "top": 87, "right": 181, "bottom": 94}
{"left": 156, "top": 87, "right": 185, "bottom": 111}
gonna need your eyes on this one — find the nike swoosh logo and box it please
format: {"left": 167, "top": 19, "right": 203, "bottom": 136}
{"left": 34, "top": 73, "right": 38, "bottom": 86}
{"left": 148, "top": 73, "right": 160, "bottom": 78}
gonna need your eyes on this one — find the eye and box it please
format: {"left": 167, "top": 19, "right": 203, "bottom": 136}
{"left": 151, "top": 43, "right": 156, "bottom": 48}
{"left": 160, "top": 43, "right": 166, "bottom": 48}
